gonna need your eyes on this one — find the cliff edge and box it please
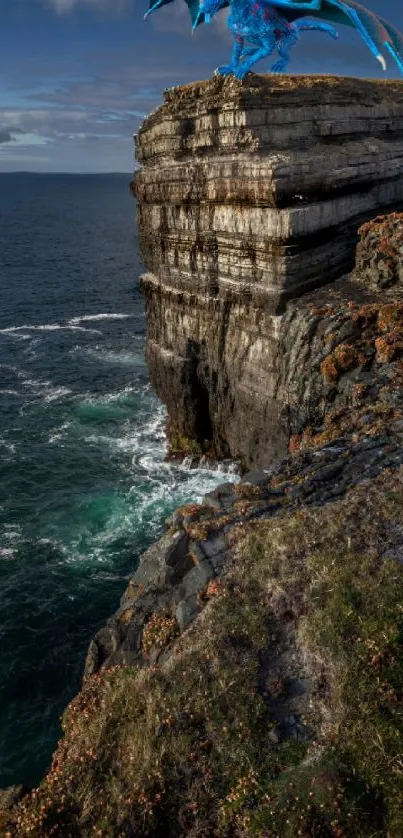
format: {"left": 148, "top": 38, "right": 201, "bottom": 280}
{"left": 2, "top": 77, "right": 403, "bottom": 837}
{"left": 134, "top": 73, "right": 403, "bottom": 467}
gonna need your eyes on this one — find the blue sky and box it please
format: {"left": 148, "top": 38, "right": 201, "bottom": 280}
{"left": 0, "top": 0, "right": 402, "bottom": 172}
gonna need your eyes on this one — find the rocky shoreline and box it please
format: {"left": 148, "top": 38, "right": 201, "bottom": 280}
{"left": 84, "top": 212, "right": 403, "bottom": 680}
{"left": 1, "top": 75, "right": 403, "bottom": 836}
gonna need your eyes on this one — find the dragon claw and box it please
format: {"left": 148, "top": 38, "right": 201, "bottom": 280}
{"left": 234, "top": 65, "right": 249, "bottom": 79}
{"left": 215, "top": 65, "right": 234, "bottom": 76}
{"left": 270, "top": 60, "right": 288, "bottom": 74}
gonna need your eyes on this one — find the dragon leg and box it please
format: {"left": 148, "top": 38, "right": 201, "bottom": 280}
{"left": 215, "top": 34, "right": 244, "bottom": 77}
{"left": 241, "top": 47, "right": 260, "bottom": 57}
{"left": 234, "top": 34, "right": 276, "bottom": 80}
{"left": 270, "top": 30, "right": 298, "bottom": 74}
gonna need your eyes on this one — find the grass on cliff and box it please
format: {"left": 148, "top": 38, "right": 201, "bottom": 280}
{"left": 3, "top": 471, "right": 403, "bottom": 837}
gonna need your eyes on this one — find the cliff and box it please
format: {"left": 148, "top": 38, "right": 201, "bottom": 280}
{"left": 2, "top": 77, "right": 403, "bottom": 837}
{"left": 83, "top": 210, "right": 403, "bottom": 679}
{"left": 4, "top": 291, "right": 403, "bottom": 834}
{"left": 134, "top": 74, "right": 403, "bottom": 467}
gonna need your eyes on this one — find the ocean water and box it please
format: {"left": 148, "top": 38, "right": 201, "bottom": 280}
{"left": 0, "top": 174, "right": 233, "bottom": 789}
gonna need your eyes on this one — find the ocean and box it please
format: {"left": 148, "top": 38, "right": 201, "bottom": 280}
{"left": 0, "top": 173, "right": 232, "bottom": 789}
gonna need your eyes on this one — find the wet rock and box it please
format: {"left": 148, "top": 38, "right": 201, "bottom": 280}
{"left": 240, "top": 469, "right": 271, "bottom": 486}
{"left": 164, "top": 531, "right": 193, "bottom": 584}
{"left": 175, "top": 562, "right": 214, "bottom": 602}
{"left": 176, "top": 595, "right": 200, "bottom": 632}
{"left": 203, "top": 484, "right": 236, "bottom": 513}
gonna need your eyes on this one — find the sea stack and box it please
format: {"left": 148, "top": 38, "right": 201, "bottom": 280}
{"left": 133, "top": 74, "right": 403, "bottom": 468}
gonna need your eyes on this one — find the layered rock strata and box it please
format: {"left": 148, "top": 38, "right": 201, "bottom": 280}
{"left": 3, "top": 187, "right": 403, "bottom": 838}
{"left": 86, "top": 214, "right": 403, "bottom": 676}
{"left": 5, "top": 242, "right": 403, "bottom": 830}
{"left": 133, "top": 74, "right": 403, "bottom": 467}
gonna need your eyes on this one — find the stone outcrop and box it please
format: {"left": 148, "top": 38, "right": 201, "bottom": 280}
{"left": 355, "top": 210, "right": 403, "bottom": 289}
{"left": 133, "top": 74, "right": 403, "bottom": 468}
{"left": 85, "top": 421, "right": 403, "bottom": 679}
{"left": 85, "top": 221, "right": 403, "bottom": 676}
{"left": 60, "top": 216, "right": 403, "bottom": 832}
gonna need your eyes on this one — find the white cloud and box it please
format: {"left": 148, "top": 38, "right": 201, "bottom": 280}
{"left": 45, "top": 0, "right": 131, "bottom": 14}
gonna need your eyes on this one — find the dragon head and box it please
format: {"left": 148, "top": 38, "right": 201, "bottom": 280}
{"left": 192, "top": 0, "right": 225, "bottom": 28}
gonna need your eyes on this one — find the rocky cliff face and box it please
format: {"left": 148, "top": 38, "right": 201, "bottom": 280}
{"left": 134, "top": 74, "right": 403, "bottom": 468}
{"left": 84, "top": 213, "right": 403, "bottom": 678}
{"left": 5, "top": 213, "right": 403, "bottom": 836}
{"left": 3, "top": 79, "right": 403, "bottom": 838}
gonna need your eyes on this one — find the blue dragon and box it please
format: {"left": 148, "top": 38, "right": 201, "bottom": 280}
{"left": 144, "top": 0, "right": 403, "bottom": 79}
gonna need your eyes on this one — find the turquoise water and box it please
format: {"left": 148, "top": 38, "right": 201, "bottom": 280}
{"left": 0, "top": 174, "right": 233, "bottom": 788}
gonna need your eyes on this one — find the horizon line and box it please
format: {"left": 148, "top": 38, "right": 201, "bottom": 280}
{"left": 0, "top": 171, "right": 132, "bottom": 176}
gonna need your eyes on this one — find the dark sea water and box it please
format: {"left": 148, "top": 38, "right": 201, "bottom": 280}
{"left": 0, "top": 173, "right": 232, "bottom": 789}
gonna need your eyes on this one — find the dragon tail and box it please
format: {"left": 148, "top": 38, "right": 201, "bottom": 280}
{"left": 379, "top": 16, "right": 403, "bottom": 75}
{"left": 295, "top": 19, "right": 338, "bottom": 39}
{"left": 327, "top": 1, "right": 398, "bottom": 73}
{"left": 281, "top": 2, "right": 403, "bottom": 76}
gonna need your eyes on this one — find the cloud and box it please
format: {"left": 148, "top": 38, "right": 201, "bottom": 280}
{"left": 0, "top": 129, "right": 15, "bottom": 143}
{"left": 45, "top": 0, "right": 131, "bottom": 14}
{"left": 0, "top": 128, "right": 22, "bottom": 144}
{"left": 4, "top": 0, "right": 399, "bottom": 174}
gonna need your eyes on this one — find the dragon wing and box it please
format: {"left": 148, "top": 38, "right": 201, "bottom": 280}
{"left": 144, "top": 0, "right": 208, "bottom": 27}
{"left": 270, "top": 1, "right": 403, "bottom": 74}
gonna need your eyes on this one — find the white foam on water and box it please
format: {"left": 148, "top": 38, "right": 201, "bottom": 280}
{"left": 19, "top": 377, "right": 72, "bottom": 403}
{"left": 23, "top": 379, "right": 239, "bottom": 568}
{"left": 2, "top": 333, "right": 32, "bottom": 342}
{"left": 47, "top": 422, "right": 72, "bottom": 444}
{"left": 22, "top": 378, "right": 52, "bottom": 388}
{"left": 68, "top": 326, "right": 103, "bottom": 336}
{"left": 0, "top": 323, "right": 102, "bottom": 336}
{"left": 0, "top": 547, "right": 16, "bottom": 558}
{"left": 68, "top": 313, "right": 133, "bottom": 325}
{"left": 0, "top": 435, "right": 16, "bottom": 456}
{"left": 82, "top": 397, "right": 239, "bottom": 497}
{"left": 75, "top": 346, "right": 145, "bottom": 367}
{"left": 77, "top": 385, "right": 144, "bottom": 411}
{"left": 44, "top": 386, "right": 72, "bottom": 404}
{"left": 0, "top": 524, "right": 23, "bottom": 557}
{"left": 81, "top": 399, "right": 165, "bottom": 455}
{"left": 3, "top": 525, "right": 23, "bottom": 541}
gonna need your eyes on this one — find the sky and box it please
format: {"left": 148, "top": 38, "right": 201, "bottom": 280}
{"left": 0, "top": 0, "right": 402, "bottom": 173}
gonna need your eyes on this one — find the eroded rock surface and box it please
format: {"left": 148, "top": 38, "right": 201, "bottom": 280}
{"left": 4, "top": 80, "right": 403, "bottom": 838}
{"left": 85, "top": 207, "right": 403, "bottom": 678}
{"left": 133, "top": 74, "right": 403, "bottom": 467}
{"left": 9, "top": 416, "right": 403, "bottom": 837}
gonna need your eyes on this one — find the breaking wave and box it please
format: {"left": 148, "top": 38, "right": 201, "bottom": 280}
{"left": 68, "top": 313, "right": 133, "bottom": 325}
{"left": 0, "top": 323, "right": 102, "bottom": 336}
{"left": 0, "top": 172, "right": 234, "bottom": 792}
